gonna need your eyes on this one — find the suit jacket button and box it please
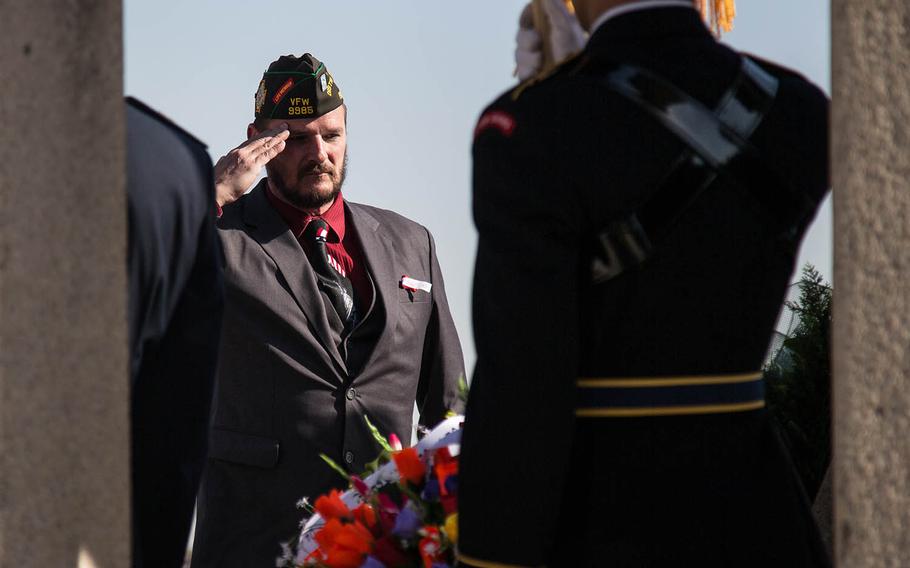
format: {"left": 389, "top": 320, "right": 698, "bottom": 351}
{"left": 344, "top": 451, "right": 355, "bottom": 464}
{"left": 346, "top": 388, "right": 356, "bottom": 401}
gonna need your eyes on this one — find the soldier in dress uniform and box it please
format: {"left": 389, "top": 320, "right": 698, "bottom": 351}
{"left": 127, "top": 97, "right": 224, "bottom": 568}
{"left": 457, "top": 1, "right": 830, "bottom": 566}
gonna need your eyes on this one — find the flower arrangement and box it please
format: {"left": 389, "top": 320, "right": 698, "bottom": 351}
{"left": 279, "top": 415, "right": 464, "bottom": 568}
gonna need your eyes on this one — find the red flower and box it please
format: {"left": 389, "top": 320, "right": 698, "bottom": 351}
{"left": 314, "top": 518, "right": 343, "bottom": 555}
{"left": 324, "top": 548, "right": 363, "bottom": 568}
{"left": 393, "top": 447, "right": 426, "bottom": 485}
{"left": 433, "top": 447, "right": 459, "bottom": 496}
{"left": 418, "top": 526, "right": 443, "bottom": 568}
{"left": 351, "top": 475, "right": 369, "bottom": 497}
{"left": 353, "top": 503, "right": 378, "bottom": 530}
{"left": 372, "top": 535, "right": 411, "bottom": 566}
{"left": 315, "top": 489, "right": 352, "bottom": 521}
{"left": 441, "top": 493, "right": 457, "bottom": 516}
{"left": 334, "top": 521, "right": 373, "bottom": 554}
{"left": 377, "top": 492, "right": 400, "bottom": 513}
{"left": 376, "top": 492, "right": 400, "bottom": 533}
{"left": 314, "top": 518, "right": 374, "bottom": 568}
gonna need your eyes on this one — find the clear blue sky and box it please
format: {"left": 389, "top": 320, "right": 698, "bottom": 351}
{"left": 125, "top": 0, "right": 831, "bottom": 367}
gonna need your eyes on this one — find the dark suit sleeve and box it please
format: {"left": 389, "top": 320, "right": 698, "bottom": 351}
{"left": 416, "top": 228, "right": 467, "bottom": 426}
{"left": 127, "top": 99, "right": 224, "bottom": 568}
{"left": 457, "top": 101, "right": 580, "bottom": 567}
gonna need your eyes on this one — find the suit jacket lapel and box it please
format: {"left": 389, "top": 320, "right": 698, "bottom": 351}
{"left": 242, "top": 181, "right": 347, "bottom": 374}
{"left": 347, "top": 203, "right": 399, "bottom": 364}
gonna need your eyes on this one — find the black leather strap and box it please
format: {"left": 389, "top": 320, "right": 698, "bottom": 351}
{"left": 590, "top": 57, "right": 814, "bottom": 284}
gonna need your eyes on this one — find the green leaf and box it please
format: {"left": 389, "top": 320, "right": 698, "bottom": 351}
{"left": 319, "top": 453, "right": 351, "bottom": 481}
{"left": 457, "top": 374, "right": 470, "bottom": 403}
{"left": 364, "top": 457, "right": 382, "bottom": 473}
{"left": 364, "top": 414, "right": 393, "bottom": 453}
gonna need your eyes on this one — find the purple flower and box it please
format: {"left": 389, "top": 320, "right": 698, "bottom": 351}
{"left": 431, "top": 564, "right": 450, "bottom": 568}
{"left": 391, "top": 505, "right": 421, "bottom": 539}
{"left": 422, "top": 478, "right": 440, "bottom": 501}
{"left": 362, "top": 557, "right": 388, "bottom": 568}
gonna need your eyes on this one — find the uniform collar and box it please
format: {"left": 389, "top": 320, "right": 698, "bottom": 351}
{"left": 589, "top": 1, "right": 696, "bottom": 36}
{"left": 265, "top": 181, "right": 347, "bottom": 242}
{"left": 585, "top": 3, "right": 710, "bottom": 52}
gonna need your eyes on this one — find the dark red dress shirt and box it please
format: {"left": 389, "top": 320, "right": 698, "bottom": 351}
{"left": 265, "top": 185, "right": 373, "bottom": 312}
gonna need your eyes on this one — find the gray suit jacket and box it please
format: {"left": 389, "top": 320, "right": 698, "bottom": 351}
{"left": 192, "top": 181, "right": 465, "bottom": 567}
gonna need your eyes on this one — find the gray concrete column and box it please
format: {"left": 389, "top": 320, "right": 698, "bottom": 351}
{"left": 0, "top": 1, "right": 129, "bottom": 567}
{"left": 832, "top": 1, "right": 910, "bottom": 565}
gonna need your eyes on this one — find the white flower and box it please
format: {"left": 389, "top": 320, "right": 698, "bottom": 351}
{"left": 296, "top": 497, "right": 310, "bottom": 509}
{"left": 296, "top": 547, "right": 313, "bottom": 565}
{"left": 276, "top": 542, "right": 293, "bottom": 567}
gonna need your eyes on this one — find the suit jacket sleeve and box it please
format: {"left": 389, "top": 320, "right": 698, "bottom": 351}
{"left": 457, "top": 99, "right": 580, "bottom": 567}
{"left": 417, "top": 227, "right": 467, "bottom": 426}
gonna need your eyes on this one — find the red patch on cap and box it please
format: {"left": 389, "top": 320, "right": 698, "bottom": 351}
{"left": 272, "top": 78, "right": 294, "bottom": 104}
{"left": 474, "top": 110, "right": 516, "bottom": 140}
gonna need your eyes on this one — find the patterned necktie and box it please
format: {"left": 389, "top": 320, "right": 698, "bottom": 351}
{"left": 302, "top": 218, "right": 356, "bottom": 327}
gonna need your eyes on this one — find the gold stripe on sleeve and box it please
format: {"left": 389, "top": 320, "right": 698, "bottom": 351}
{"left": 576, "top": 400, "right": 765, "bottom": 418}
{"left": 577, "top": 371, "right": 762, "bottom": 389}
{"left": 456, "top": 551, "right": 542, "bottom": 568}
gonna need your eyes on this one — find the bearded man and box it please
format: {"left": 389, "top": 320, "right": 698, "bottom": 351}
{"left": 191, "top": 53, "right": 465, "bottom": 567}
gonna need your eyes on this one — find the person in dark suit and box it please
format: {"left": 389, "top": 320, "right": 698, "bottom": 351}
{"left": 126, "top": 97, "right": 224, "bottom": 568}
{"left": 457, "top": 1, "right": 830, "bottom": 566}
{"left": 191, "top": 54, "right": 465, "bottom": 567}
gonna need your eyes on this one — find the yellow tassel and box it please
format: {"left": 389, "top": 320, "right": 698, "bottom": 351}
{"left": 698, "top": 0, "right": 736, "bottom": 35}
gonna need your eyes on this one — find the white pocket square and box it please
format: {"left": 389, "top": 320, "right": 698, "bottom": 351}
{"left": 400, "top": 276, "right": 432, "bottom": 293}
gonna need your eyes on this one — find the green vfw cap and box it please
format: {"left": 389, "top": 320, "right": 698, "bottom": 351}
{"left": 254, "top": 53, "right": 343, "bottom": 120}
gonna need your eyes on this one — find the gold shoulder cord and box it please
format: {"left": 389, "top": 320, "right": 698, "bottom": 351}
{"left": 696, "top": 0, "right": 737, "bottom": 35}
{"left": 512, "top": 0, "right": 582, "bottom": 101}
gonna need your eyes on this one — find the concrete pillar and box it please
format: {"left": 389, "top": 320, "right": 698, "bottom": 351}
{"left": 832, "top": 1, "right": 910, "bottom": 565}
{"left": 0, "top": 1, "right": 129, "bottom": 567}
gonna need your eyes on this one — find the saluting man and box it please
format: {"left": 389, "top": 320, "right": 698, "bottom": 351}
{"left": 458, "top": 1, "right": 830, "bottom": 566}
{"left": 192, "top": 53, "right": 465, "bottom": 567}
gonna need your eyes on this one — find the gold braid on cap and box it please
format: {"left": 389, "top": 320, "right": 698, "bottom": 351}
{"left": 696, "top": 0, "right": 736, "bottom": 34}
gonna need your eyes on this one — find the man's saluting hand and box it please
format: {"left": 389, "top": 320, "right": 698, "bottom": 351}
{"left": 213, "top": 123, "right": 289, "bottom": 207}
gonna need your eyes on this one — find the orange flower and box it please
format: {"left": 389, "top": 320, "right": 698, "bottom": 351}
{"left": 334, "top": 520, "right": 373, "bottom": 554}
{"left": 393, "top": 447, "right": 426, "bottom": 485}
{"left": 315, "top": 489, "right": 351, "bottom": 521}
{"left": 315, "top": 518, "right": 345, "bottom": 552}
{"left": 314, "top": 518, "right": 375, "bottom": 568}
{"left": 353, "top": 503, "right": 378, "bottom": 529}
{"left": 433, "top": 447, "right": 458, "bottom": 496}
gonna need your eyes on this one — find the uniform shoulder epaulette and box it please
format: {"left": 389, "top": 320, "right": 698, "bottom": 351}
{"left": 126, "top": 96, "right": 209, "bottom": 150}
{"left": 510, "top": 52, "right": 587, "bottom": 101}
{"left": 740, "top": 52, "right": 809, "bottom": 84}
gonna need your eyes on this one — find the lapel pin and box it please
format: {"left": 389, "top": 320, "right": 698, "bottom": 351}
{"left": 400, "top": 275, "right": 432, "bottom": 294}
